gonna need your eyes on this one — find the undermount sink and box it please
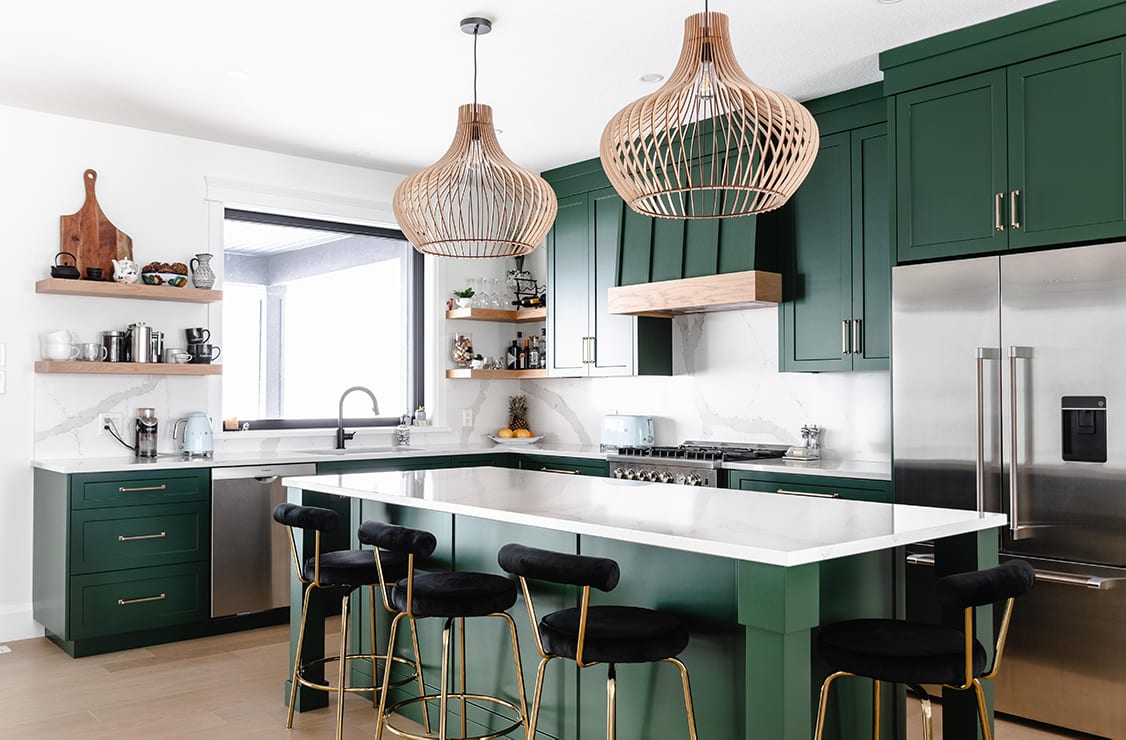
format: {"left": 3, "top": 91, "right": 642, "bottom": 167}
{"left": 298, "top": 447, "right": 421, "bottom": 456}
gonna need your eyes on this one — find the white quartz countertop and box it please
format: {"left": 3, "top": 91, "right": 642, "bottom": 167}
{"left": 285, "top": 467, "right": 1004, "bottom": 567}
{"left": 31, "top": 442, "right": 608, "bottom": 474}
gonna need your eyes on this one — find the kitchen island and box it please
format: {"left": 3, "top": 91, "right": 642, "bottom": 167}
{"left": 285, "top": 467, "right": 1005, "bottom": 740}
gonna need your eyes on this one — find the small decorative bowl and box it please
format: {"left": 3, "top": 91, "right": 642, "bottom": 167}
{"left": 141, "top": 271, "right": 188, "bottom": 287}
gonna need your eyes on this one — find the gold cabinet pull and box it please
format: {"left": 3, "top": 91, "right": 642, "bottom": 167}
{"left": 118, "top": 531, "right": 167, "bottom": 542}
{"left": 118, "top": 484, "right": 166, "bottom": 493}
{"left": 776, "top": 488, "right": 840, "bottom": 499}
{"left": 994, "top": 192, "right": 1005, "bottom": 231}
{"left": 540, "top": 467, "right": 579, "bottom": 475}
{"left": 852, "top": 318, "right": 862, "bottom": 355}
{"left": 841, "top": 320, "right": 851, "bottom": 355}
{"left": 1010, "top": 189, "right": 1021, "bottom": 229}
{"left": 118, "top": 593, "right": 166, "bottom": 606}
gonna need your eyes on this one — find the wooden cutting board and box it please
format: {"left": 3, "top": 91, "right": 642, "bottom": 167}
{"left": 59, "top": 169, "right": 133, "bottom": 278}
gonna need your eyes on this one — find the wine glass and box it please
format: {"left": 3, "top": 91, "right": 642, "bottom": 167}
{"left": 490, "top": 277, "right": 504, "bottom": 309}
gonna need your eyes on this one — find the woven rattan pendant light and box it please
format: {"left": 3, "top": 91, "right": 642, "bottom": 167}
{"left": 600, "top": 6, "right": 819, "bottom": 219}
{"left": 393, "top": 18, "right": 557, "bottom": 258}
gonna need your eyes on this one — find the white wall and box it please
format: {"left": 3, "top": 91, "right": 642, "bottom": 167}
{"left": 2, "top": 104, "right": 405, "bottom": 641}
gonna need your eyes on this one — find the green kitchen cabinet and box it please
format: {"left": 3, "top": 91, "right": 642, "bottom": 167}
{"left": 33, "top": 467, "right": 213, "bottom": 657}
{"left": 511, "top": 454, "right": 609, "bottom": 478}
{"left": 777, "top": 84, "right": 890, "bottom": 372}
{"left": 545, "top": 186, "right": 671, "bottom": 377}
{"left": 892, "top": 34, "right": 1126, "bottom": 263}
{"left": 726, "top": 470, "right": 892, "bottom": 503}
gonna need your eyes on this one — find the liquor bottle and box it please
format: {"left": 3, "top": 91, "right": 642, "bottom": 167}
{"left": 516, "top": 332, "right": 525, "bottom": 370}
{"left": 539, "top": 328, "right": 547, "bottom": 369}
{"left": 507, "top": 336, "right": 519, "bottom": 370}
{"left": 522, "top": 337, "right": 530, "bottom": 370}
{"left": 529, "top": 336, "right": 540, "bottom": 369}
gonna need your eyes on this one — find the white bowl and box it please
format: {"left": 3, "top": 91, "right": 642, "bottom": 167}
{"left": 487, "top": 434, "right": 544, "bottom": 445}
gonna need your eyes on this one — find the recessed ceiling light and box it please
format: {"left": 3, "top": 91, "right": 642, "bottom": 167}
{"left": 878, "top": 0, "right": 903, "bottom": 4}
{"left": 640, "top": 73, "right": 665, "bottom": 83}
{"left": 225, "top": 70, "right": 251, "bottom": 81}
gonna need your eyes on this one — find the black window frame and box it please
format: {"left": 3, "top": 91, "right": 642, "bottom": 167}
{"left": 223, "top": 208, "right": 424, "bottom": 431}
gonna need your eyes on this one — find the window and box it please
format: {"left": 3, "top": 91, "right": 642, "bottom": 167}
{"left": 221, "top": 210, "right": 423, "bottom": 429}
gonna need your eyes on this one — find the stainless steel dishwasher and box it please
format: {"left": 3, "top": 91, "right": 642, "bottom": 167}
{"left": 210, "top": 463, "right": 316, "bottom": 617}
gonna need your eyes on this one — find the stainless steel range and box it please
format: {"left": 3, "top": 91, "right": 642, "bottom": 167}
{"left": 606, "top": 441, "right": 789, "bottom": 487}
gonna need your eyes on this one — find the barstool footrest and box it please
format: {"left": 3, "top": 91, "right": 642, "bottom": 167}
{"left": 381, "top": 693, "right": 525, "bottom": 740}
{"left": 296, "top": 652, "right": 418, "bottom": 694}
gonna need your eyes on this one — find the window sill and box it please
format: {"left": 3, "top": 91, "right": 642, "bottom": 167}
{"left": 217, "top": 425, "right": 451, "bottom": 440}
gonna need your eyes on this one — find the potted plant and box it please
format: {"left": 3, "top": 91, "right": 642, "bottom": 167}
{"left": 453, "top": 287, "right": 475, "bottom": 308}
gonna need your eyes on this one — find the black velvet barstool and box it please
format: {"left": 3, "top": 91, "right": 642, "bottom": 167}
{"left": 365, "top": 522, "right": 528, "bottom": 740}
{"left": 272, "top": 503, "right": 426, "bottom": 740}
{"left": 498, "top": 543, "right": 698, "bottom": 740}
{"left": 813, "top": 559, "right": 1036, "bottom": 740}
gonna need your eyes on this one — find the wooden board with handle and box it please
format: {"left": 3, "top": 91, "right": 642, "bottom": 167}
{"left": 59, "top": 169, "right": 133, "bottom": 278}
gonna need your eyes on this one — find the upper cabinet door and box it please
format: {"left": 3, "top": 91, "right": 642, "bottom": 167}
{"left": 589, "top": 188, "right": 635, "bottom": 376}
{"left": 780, "top": 132, "right": 854, "bottom": 372}
{"left": 895, "top": 70, "right": 1008, "bottom": 263}
{"left": 852, "top": 123, "right": 891, "bottom": 370}
{"left": 1008, "top": 38, "right": 1126, "bottom": 250}
{"left": 546, "top": 193, "right": 589, "bottom": 377}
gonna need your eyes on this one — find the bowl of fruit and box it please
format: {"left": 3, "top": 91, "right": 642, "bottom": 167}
{"left": 140, "top": 261, "right": 189, "bottom": 287}
{"left": 488, "top": 428, "right": 543, "bottom": 445}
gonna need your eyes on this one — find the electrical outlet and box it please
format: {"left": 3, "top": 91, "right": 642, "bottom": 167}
{"left": 99, "top": 412, "right": 124, "bottom": 436}
{"left": 461, "top": 408, "right": 474, "bottom": 427}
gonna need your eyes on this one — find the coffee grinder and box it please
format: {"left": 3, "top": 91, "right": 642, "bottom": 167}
{"left": 135, "top": 407, "right": 159, "bottom": 458}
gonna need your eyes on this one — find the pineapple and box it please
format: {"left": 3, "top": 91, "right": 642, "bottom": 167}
{"left": 508, "top": 395, "right": 529, "bottom": 431}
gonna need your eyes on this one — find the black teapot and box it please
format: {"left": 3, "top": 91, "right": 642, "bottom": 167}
{"left": 51, "top": 251, "right": 80, "bottom": 280}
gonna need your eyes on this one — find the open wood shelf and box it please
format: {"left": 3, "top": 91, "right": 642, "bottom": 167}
{"left": 445, "top": 368, "right": 547, "bottom": 379}
{"left": 445, "top": 307, "right": 545, "bottom": 323}
{"left": 35, "top": 361, "right": 222, "bottom": 376}
{"left": 35, "top": 278, "right": 223, "bottom": 303}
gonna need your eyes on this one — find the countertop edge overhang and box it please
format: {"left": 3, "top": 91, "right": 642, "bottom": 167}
{"left": 284, "top": 468, "right": 1003, "bottom": 567}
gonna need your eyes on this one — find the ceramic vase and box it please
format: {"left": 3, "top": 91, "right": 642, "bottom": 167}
{"left": 190, "top": 253, "right": 216, "bottom": 289}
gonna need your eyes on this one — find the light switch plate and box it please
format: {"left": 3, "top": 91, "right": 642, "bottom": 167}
{"left": 461, "top": 408, "right": 473, "bottom": 427}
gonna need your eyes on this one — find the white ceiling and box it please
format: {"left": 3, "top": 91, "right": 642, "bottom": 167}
{"left": 0, "top": 1, "right": 1053, "bottom": 175}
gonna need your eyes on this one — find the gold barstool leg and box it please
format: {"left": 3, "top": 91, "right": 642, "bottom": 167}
{"left": 336, "top": 592, "right": 350, "bottom": 740}
{"left": 606, "top": 663, "right": 617, "bottom": 740}
{"left": 972, "top": 678, "right": 993, "bottom": 740}
{"left": 498, "top": 612, "right": 529, "bottom": 728}
{"left": 287, "top": 585, "right": 314, "bottom": 729}
{"left": 528, "top": 656, "right": 551, "bottom": 740}
{"left": 369, "top": 585, "right": 379, "bottom": 708}
{"left": 374, "top": 612, "right": 404, "bottom": 740}
{"left": 872, "top": 678, "right": 881, "bottom": 740}
{"left": 665, "top": 657, "right": 698, "bottom": 740}
{"left": 439, "top": 617, "right": 452, "bottom": 740}
{"left": 919, "top": 696, "right": 934, "bottom": 740}
{"left": 459, "top": 616, "right": 467, "bottom": 738}
{"left": 408, "top": 615, "right": 431, "bottom": 733}
{"left": 814, "top": 671, "right": 851, "bottom": 740}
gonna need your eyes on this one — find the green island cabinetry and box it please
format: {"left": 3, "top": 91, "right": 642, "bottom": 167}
{"left": 33, "top": 467, "right": 212, "bottom": 657}
{"left": 726, "top": 469, "right": 892, "bottom": 503}
{"left": 767, "top": 83, "right": 891, "bottom": 373}
{"left": 884, "top": 3, "right": 1126, "bottom": 263}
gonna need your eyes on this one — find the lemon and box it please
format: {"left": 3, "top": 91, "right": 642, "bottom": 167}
{"left": 514, "top": 429, "right": 533, "bottom": 438}
{"left": 497, "top": 428, "right": 514, "bottom": 438}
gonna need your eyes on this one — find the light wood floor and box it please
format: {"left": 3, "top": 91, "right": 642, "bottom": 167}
{"left": 0, "top": 624, "right": 1095, "bottom": 739}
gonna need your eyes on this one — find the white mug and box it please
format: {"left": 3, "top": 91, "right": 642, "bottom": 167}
{"left": 45, "top": 343, "right": 79, "bottom": 361}
{"left": 77, "top": 342, "right": 108, "bottom": 362}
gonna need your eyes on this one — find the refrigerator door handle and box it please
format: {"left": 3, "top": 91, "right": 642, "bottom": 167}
{"left": 1009, "top": 345, "right": 1034, "bottom": 539}
{"left": 976, "top": 347, "right": 1001, "bottom": 516}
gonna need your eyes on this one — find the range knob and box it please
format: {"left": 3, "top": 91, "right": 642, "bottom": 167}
{"left": 624, "top": 469, "right": 638, "bottom": 480}
{"left": 657, "top": 471, "right": 674, "bottom": 484}
{"left": 613, "top": 468, "right": 626, "bottom": 479}
{"left": 674, "top": 473, "right": 687, "bottom": 485}
{"left": 685, "top": 474, "right": 703, "bottom": 487}
{"left": 637, "top": 470, "right": 653, "bottom": 482}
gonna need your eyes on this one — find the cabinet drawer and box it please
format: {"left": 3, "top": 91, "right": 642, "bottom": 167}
{"left": 70, "top": 502, "right": 209, "bottom": 575}
{"left": 69, "top": 562, "right": 208, "bottom": 639}
{"left": 72, "top": 469, "right": 208, "bottom": 509}
{"left": 516, "top": 455, "right": 608, "bottom": 477}
{"left": 728, "top": 472, "right": 891, "bottom": 503}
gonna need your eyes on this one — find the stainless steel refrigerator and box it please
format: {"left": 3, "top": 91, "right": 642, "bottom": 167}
{"left": 893, "top": 242, "right": 1126, "bottom": 738}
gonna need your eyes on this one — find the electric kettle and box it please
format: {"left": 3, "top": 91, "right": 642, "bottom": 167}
{"left": 172, "top": 412, "right": 214, "bottom": 458}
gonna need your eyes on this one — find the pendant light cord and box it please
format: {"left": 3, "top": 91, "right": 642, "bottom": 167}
{"left": 472, "top": 24, "right": 479, "bottom": 121}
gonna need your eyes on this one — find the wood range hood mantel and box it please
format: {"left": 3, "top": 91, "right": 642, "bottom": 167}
{"left": 606, "top": 269, "right": 782, "bottom": 317}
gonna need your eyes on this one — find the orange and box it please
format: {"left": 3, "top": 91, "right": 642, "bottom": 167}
{"left": 514, "top": 429, "right": 533, "bottom": 438}
{"left": 497, "top": 428, "right": 514, "bottom": 438}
